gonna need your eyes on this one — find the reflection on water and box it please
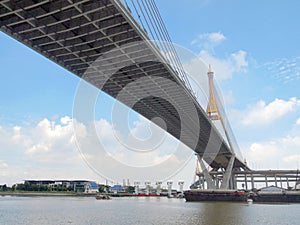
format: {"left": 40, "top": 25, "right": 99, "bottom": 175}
{"left": 0, "top": 196, "right": 299, "bottom": 225}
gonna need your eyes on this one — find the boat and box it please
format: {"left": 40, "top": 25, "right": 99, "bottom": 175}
{"left": 249, "top": 191, "right": 300, "bottom": 203}
{"left": 95, "top": 194, "right": 111, "bottom": 200}
{"left": 184, "top": 189, "right": 247, "bottom": 202}
{"left": 247, "top": 185, "right": 300, "bottom": 203}
{"left": 249, "top": 190, "right": 300, "bottom": 203}
{"left": 176, "top": 193, "right": 184, "bottom": 198}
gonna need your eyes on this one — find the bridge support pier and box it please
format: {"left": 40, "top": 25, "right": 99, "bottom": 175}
{"left": 220, "top": 155, "right": 235, "bottom": 189}
{"left": 197, "top": 154, "right": 216, "bottom": 189}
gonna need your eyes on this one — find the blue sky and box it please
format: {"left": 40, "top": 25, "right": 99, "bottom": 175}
{"left": 1, "top": 0, "right": 300, "bottom": 187}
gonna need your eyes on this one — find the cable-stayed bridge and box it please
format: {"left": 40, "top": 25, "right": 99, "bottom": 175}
{"left": 0, "top": 0, "right": 248, "bottom": 189}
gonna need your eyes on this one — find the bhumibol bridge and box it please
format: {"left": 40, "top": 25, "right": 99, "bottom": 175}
{"left": 0, "top": 0, "right": 249, "bottom": 189}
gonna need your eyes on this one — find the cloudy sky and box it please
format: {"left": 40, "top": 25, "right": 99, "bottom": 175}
{"left": 1, "top": 0, "right": 300, "bottom": 188}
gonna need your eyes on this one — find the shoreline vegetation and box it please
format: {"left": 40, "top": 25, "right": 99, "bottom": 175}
{"left": 0, "top": 191, "right": 138, "bottom": 197}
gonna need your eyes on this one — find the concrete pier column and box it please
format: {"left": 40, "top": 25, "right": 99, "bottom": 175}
{"left": 215, "top": 176, "right": 220, "bottom": 189}
{"left": 178, "top": 181, "right": 184, "bottom": 195}
{"left": 156, "top": 181, "right": 162, "bottom": 196}
{"left": 251, "top": 174, "right": 254, "bottom": 190}
{"left": 265, "top": 175, "right": 268, "bottom": 187}
{"left": 216, "top": 177, "right": 219, "bottom": 189}
{"left": 134, "top": 181, "right": 140, "bottom": 195}
{"left": 220, "top": 155, "right": 235, "bottom": 189}
{"left": 167, "top": 181, "right": 173, "bottom": 197}
{"left": 198, "top": 155, "right": 216, "bottom": 189}
{"left": 145, "top": 181, "right": 151, "bottom": 196}
{"left": 244, "top": 174, "right": 248, "bottom": 190}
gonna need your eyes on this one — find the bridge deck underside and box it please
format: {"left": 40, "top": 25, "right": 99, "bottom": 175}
{"left": 0, "top": 0, "right": 245, "bottom": 169}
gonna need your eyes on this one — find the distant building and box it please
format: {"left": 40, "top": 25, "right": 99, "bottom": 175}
{"left": 84, "top": 181, "right": 99, "bottom": 193}
{"left": 24, "top": 180, "right": 55, "bottom": 186}
{"left": 23, "top": 180, "right": 99, "bottom": 193}
{"left": 109, "top": 185, "right": 126, "bottom": 193}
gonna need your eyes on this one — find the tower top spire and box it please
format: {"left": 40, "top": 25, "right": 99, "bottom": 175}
{"left": 208, "top": 64, "right": 212, "bottom": 73}
{"left": 206, "top": 64, "right": 220, "bottom": 120}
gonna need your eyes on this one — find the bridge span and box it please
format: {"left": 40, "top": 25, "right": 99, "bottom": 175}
{"left": 0, "top": 0, "right": 248, "bottom": 179}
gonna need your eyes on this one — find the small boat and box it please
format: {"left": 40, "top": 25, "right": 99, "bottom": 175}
{"left": 176, "top": 193, "right": 184, "bottom": 198}
{"left": 95, "top": 194, "right": 111, "bottom": 200}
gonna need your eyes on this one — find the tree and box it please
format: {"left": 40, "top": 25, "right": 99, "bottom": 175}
{"left": 126, "top": 186, "right": 135, "bottom": 193}
{"left": 0, "top": 184, "right": 7, "bottom": 191}
{"left": 99, "top": 185, "right": 109, "bottom": 193}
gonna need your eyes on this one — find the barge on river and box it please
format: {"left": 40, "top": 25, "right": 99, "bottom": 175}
{"left": 184, "top": 189, "right": 247, "bottom": 202}
{"left": 248, "top": 186, "right": 300, "bottom": 203}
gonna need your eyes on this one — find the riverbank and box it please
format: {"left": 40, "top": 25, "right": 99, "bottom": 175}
{"left": 0, "top": 191, "right": 97, "bottom": 197}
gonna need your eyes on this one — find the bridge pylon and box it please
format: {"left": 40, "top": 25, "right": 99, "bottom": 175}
{"left": 191, "top": 65, "right": 247, "bottom": 190}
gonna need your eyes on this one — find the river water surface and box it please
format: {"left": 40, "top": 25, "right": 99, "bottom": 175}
{"left": 0, "top": 196, "right": 299, "bottom": 225}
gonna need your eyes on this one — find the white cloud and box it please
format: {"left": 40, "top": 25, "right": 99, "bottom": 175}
{"left": 92, "top": 116, "right": 187, "bottom": 169}
{"left": 22, "top": 117, "right": 75, "bottom": 160}
{"left": 60, "top": 116, "right": 71, "bottom": 125}
{"left": 280, "top": 135, "right": 300, "bottom": 147}
{"left": 26, "top": 143, "right": 49, "bottom": 155}
{"left": 188, "top": 32, "right": 249, "bottom": 81}
{"left": 183, "top": 49, "right": 248, "bottom": 83}
{"left": 11, "top": 126, "right": 31, "bottom": 146}
{"left": 240, "top": 97, "right": 300, "bottom": 126}
{"left": 283, "top": 154, "right": 300, "bottom": 163}
{"left": 249, "top": 142, "right": 279, "bottom": 161}
{"left": 131, "top": 116, "right": 152, "bottom": 140}
{"left": 243, "top": 130, "right": 300, "bottom": 169}
{"left": 191, "top": 32, "right": 226, "bottom": 50}
{"left": 208, "top": 32, "right": 226, "bottom": 43}
{"left": 0, "top": 162, "right": 8, "bottom": 169}
{"left": 231, "top": 50, "right": 248, "bottom": 72}
{"left": 296, "top": 117, "right": 300, "bottom": 125}
{"left": 0, "top": 116, "right": 194, "bottom": 187}
{"left": 199, "top": 50, "right": 235, "bottom": 80}
{"left": 200, "top": 50, "right": 248, "bottom": 80}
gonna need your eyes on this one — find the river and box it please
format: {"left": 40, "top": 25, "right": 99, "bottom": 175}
{"left": 0, "top": 196, "right": 299, "bottom": 224}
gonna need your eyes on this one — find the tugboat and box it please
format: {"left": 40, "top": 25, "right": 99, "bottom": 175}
{"left": 95, "top": 194, "right": 111, "bottom": 200}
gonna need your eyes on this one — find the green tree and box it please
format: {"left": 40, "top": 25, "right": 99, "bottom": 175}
{"left": 99, "top": 185, "right": 109, "bottom": 193}
{"left": 126, "top": 186, "right": 135, "bottom": 193}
